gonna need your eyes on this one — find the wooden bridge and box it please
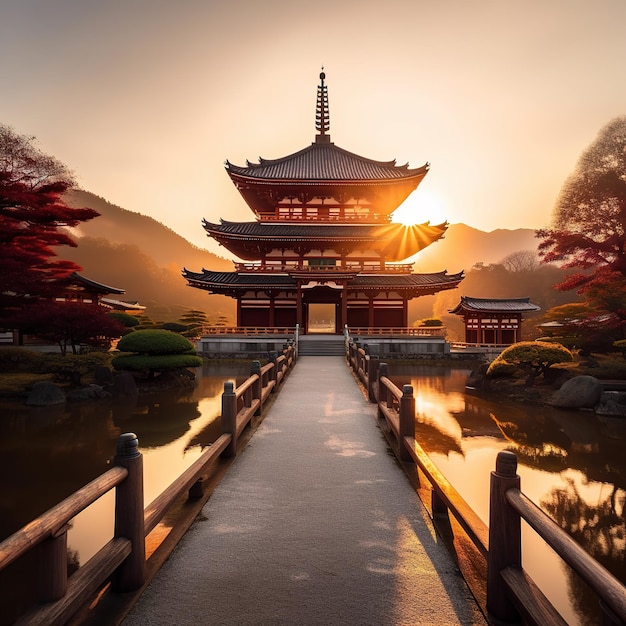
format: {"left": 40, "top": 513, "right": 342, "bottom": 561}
{"left": 2, "top": 346, "right": 626, "bottom": 625}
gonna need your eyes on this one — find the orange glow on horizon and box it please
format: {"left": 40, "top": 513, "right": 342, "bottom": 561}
{"left": 392, "top": 190, "right": 448, "bottom": 227}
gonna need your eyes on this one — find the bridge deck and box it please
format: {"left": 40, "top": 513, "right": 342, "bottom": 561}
{"left": 123, "top": 357, "right": 486, "bottom": 625}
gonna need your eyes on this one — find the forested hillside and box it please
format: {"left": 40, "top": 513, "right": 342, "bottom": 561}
{"left": 59, "top": 190, "right": 235, "bottom": 322}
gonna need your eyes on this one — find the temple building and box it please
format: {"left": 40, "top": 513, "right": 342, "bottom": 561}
{"left": 449, "top": 296, "right": 540, "bottom": 345}
{"left": 184, "top": 71, "right": 463, "bottom": 334}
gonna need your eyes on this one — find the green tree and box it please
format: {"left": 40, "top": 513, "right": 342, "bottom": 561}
{"left": 108, "top": 311, "right": 141, "bottom": 328}
{"left": 112, "top": 329, "right": 201, "bottom": 378}
{"left": 487, "top": 341, "right": 573, "bottom": 385}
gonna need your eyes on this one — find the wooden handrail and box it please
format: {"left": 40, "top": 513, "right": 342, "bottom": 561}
{"left": 352, "top": 358, "right": 626, "bottom": 625}
{"left": 506, "top": 487, "right": 626, "bottom": 621}
{"left": 0, "top": 466, "right": 128, "bottom": 570}
{"left": 1, "top": 345, "right": 298, "bottom": 625}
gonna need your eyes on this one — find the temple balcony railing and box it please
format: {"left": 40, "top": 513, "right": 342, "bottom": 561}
{"left": 347, "top": 326, "right": 446, "bottom": 337}
{"left": 234, "top": 262, "right": 415, "bottom": 274}
{"left": 257, "top": 214, "right": 391, "bottom": 223}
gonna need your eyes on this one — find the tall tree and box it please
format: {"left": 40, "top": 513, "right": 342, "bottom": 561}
{"left": 537, "top": 116, "right": 626, "bottom": 290}
{"left": 0, "top": 124, "right": 99, "bottom": 317}
{"left": 536, "top": 117, "right": 626, "bottom": 345}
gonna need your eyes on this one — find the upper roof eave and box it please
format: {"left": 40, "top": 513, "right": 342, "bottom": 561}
{"left": 225, "top": 141, "right": 429, "bottom": 183}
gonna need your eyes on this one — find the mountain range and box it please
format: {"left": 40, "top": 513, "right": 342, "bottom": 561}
{"left": 59, "top": 190, "right": 540, "bottom": 322}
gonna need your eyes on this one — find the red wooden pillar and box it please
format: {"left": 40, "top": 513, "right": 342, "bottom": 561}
{"left": 341, "top": 284, "right": 348, "bottom": 330}
{"left": 269, "top": 294, "right": 275, "bottom": 327}
{"left": 296, "top": 283, "right": 303, "bottom": 328}
{"left": 236, "top": 298, "right": 242, "bottom": 327}
{"left": 402, "top": 297, "right": 408, "bottom": 328}
{"left": 368, "top": 297, "right": 374, "bottom": 328}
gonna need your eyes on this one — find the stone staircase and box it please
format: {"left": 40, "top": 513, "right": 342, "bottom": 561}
{"left": 298, "top": 335, "right": 346, "bottom": 356}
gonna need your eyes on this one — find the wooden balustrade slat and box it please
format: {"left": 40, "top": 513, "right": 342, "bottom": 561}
{"left": 235, "top": 374, "right": 259, "bottom": 399}
{"left": 15, "top": 537, "right": 131, "bottom": 626}
{"left": 236, "top": 401, "right": 261, "bottom": 438}
{"left": 0, "top": 466, "right": 128, "bottom": 570}
{"left": 379, "top": 405, "right": 399, "bottom": 437}
{"left": 144, "top": 434, "right": 231, "bottom": 535}
{"left": 506, "top": 488, "right": 626, "bottom": 621}
{"left": 500, "top": 566, "right": 568, "bottom": 626}
{"left": 405, "top": 438, "right": 489, "bottom": 558}
{"left": 379, "top": 376, "right": 402, "bottom": 401}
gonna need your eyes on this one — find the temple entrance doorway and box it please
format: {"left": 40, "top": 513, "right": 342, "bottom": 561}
{"left": 306, "top": 303, "right": 336, "bottom": 334}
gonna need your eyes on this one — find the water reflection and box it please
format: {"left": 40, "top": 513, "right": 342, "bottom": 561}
{"left": 0, "top": 362, "right": 249, "bottom": 624}
{"left": 388, "top": 363, "right": 626, "bottom": 626}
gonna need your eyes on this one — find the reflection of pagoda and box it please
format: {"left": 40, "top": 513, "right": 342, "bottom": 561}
{"left": 184, "top": 71, "right": 463, "bottom": 334}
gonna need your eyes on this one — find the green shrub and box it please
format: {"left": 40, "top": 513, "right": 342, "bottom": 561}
{"left": 421, "top": 318, "right": 444, "bottom": 327}
{"left": 488, "top": 341, "right": 573, "bottom": 384}
{"left": 109, "top": 312, "right": 141, "bottom": 328}
{"left": 112, "top": 353, "right": 202, "bottom": 372}
{"left": 486, "top": 360, "right": 519, "bottom": 378}
{"left": 37, "top": 352, "right": 112, "bottom": 385}
{"left": 162, "top": 322, "right": 189, "bottom": 333}
{"left": 116, "top": 330, "right": 194, "bottom": 355}
{"left": 0, "top": 348, "right": 42, "bottom": 373}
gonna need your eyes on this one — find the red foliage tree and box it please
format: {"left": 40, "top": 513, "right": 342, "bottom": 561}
{"left": 15, "top": 301, "right": 126, "bottom": 355}
{"left": 536, "top": 117, "right": 626, "bottom": 346}
{"left": 0, "top": 124, "right": 99, "bottom": 319}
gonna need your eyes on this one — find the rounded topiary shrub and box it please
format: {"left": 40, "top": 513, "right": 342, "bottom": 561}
{"left": 112, "top": 329, "right": 201, "bottom": 377}
{"left": 116, "top": 329, "right": 194, "bottom": 355}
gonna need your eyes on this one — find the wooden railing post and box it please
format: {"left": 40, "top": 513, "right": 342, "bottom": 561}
{"left": 37, "top": 524, "right": 70, "bottom": 602}
{"left": 377, "top": 362, "right": 388, "bottom": 419}
{"left": 399, "top": 384, "right": 415, "bottom": 463}
{"left": 487, "top": 450, "right": 521, "bottom": 623}
{"left": 221, "top": 382, "right": 237, "bottom": 457}
{"left": 367, "top": 351, "right": 380, "bottom": 403}
{"left": 251, "top": 360, "right": 262, "bottom": 416}
{"left": 112, "top": 432, "right": 145, "bottom": 592}
{"left": 269, "top": 351, "right": 278, "bottom": 390}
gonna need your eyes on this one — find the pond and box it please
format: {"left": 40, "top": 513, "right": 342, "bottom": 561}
{"left": 387, "top": 363, "right": 626, "bottom": 626}
{"left": 0, "top": 361, "right": 624, "bottom": 625}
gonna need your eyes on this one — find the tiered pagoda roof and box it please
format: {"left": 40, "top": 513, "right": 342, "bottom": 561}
{"left": 225, "top": 70, "right": 429, "bottom": 218}
{"left": 202, "top": 220, "right": 447, "bottom": 261}
{"left": 184, "top": 268, "right": 463, "bottom": 296}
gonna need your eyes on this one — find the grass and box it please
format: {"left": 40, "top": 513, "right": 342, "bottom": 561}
{"left": 0, "top": 372, "right": 54, "bottom": 396}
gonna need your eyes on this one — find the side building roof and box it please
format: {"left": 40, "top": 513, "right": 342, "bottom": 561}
{"left": 449, "top": 296, "right": 540, "bottom": 315}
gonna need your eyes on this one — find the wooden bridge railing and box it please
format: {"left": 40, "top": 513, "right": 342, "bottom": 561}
{"left": 0, "top": 345, "right": 296, "bottom": 625}
{"left": 347, "top": 353, "right": 626, "bottom": 626}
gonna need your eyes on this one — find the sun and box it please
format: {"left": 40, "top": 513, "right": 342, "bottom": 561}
{"left": 391, "top": 189, "right": 447, "bottom": 226}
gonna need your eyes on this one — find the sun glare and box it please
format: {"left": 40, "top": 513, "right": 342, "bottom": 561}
{"left": 392, "top": 190, "right": 447, "bottom": 226}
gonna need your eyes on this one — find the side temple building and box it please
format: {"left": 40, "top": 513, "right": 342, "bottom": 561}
{"left": 184, "top": 71, "right": 463, "bottom": 334}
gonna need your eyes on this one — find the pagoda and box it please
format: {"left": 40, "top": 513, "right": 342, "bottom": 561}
{"left": 184, "top": 71, "right": 463, "bottom": 334}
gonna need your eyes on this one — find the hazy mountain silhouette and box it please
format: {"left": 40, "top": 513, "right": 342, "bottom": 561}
{"left": 60, "top": 190, "right": 235, "bottom": 322}
{"left": 411, "top": 223, "right": 539, "bottom": 274}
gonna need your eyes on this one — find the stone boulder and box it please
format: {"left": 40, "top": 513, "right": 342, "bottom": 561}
{"left": 549, "top": 375, "right": 602, "bottom": 409}
{"left": 26, "top": 381, "right": 66, "bottom": 406}
{"left": 110, "top": 372, "right": 138, "bottom": 398}
{"left": 66, "top": 384, "right": 110, "bottom": 402}
{"left": 595, "top": 391, "right": 626, "bottom": 417}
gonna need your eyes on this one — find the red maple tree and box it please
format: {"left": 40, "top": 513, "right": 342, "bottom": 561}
{"left": 0, "top": 124, "right": 99, "bottom": 318}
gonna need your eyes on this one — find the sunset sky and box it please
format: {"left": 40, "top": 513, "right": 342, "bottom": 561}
{"left": 3, "top": 1, "right": 626, "bottom": 255}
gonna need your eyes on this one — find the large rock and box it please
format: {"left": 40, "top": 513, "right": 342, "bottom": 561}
{"left": 111, "top": 372, "right": 138, "bottom": 398}
{"left": 26, "top": 381, "right": 66, "bottom": 406}
{"left": 595, "top": 391, "right": 626, "bottom": 417}
{"left": 549, "top": 375, "right": 602, "bottom": 409}
{"left": 66, "top": 384, "right": 110, "bottom": 401}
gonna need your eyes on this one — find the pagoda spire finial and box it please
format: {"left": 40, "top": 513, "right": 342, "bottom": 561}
{"left": 315, "top": 67, "right": 331, "bottom": 143}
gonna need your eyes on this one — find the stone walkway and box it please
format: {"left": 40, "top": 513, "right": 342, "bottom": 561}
{"left": 123, "top": 357, "right": 486, "bottom": 625}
